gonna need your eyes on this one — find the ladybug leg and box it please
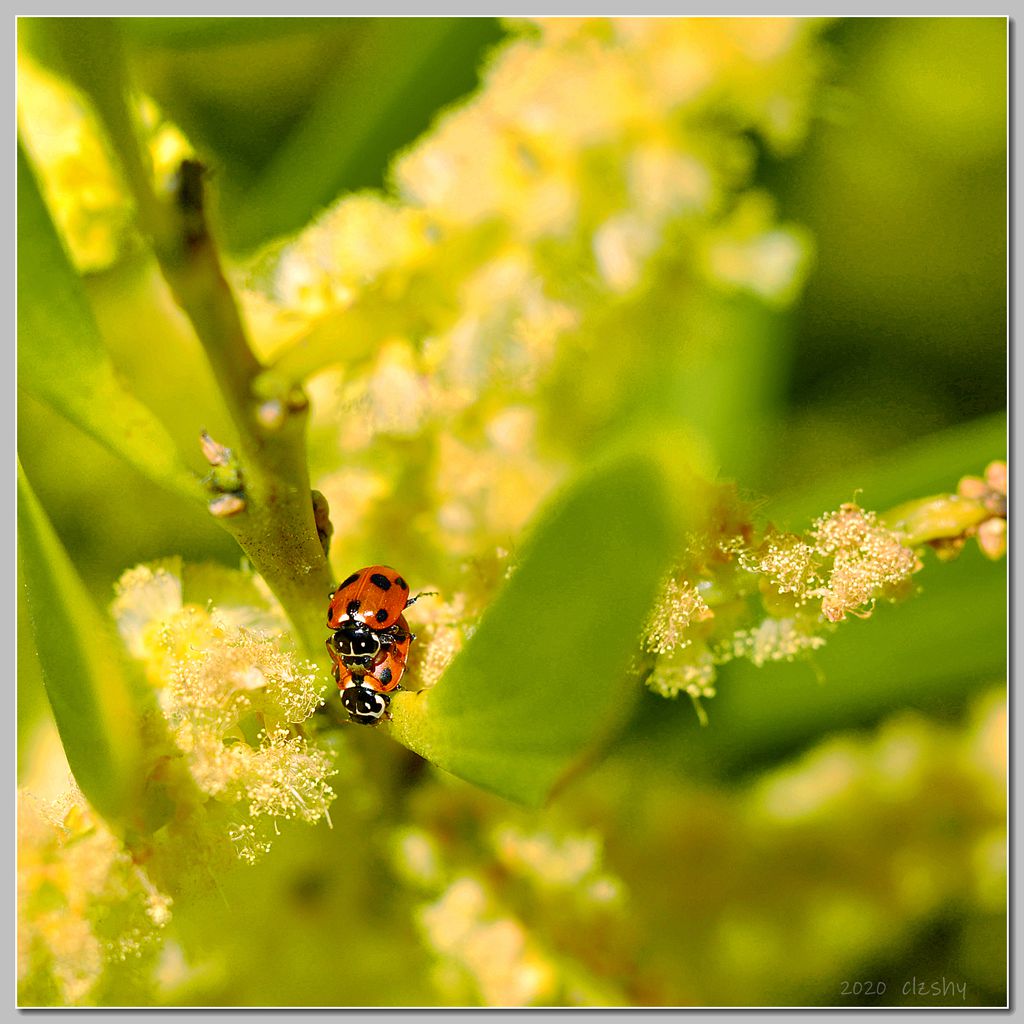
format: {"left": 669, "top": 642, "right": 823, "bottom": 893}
{"left": 376, "top": 630, "right": 396, "bottom": 650}
{"left": 405, "top": 590, "right": 438, "bottom": 609}
{"left": 325, "top": 640, "right": 344, "bottom": 683}
{"left": 376, "top": 624, "right": 414, "bottom": 646}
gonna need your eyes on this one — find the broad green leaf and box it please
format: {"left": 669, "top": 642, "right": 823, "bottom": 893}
{"left": 387, "top": 449, "right": 679, "bottom": 807}
{"left": 18, "top": 461, "right": 145, "bottom": 825}
{"left": 17, "top": 143, "right": 204, "bottom": 506}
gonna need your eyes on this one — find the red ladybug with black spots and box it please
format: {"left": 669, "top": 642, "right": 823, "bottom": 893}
{"left": 326, "top": 566, "right": 428, "bottom": 724}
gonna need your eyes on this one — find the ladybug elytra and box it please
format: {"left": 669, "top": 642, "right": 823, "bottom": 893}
{"left": 326, "top": 566, "right": 429, "bottom": 725}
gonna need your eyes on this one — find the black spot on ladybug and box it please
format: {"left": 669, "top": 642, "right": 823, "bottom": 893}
{"left": 347, "top": 600, "right": 361, "bottom": 616}
{"left": 340, "top": 573, "right": 360, "bottom": 589}
{"left": 395, "top": 576, "right": 408, "bottom": 590}
{"left": 370, "top": 572, "right": 392, "bottom": 590}
{"left": 379, "top": 666, "right": 393, "bottom": 685}
{"left": 375, "top": 608, "right": 389, "bottom": 624}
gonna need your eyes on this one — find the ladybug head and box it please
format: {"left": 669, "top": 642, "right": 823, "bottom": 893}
{"left": 341, "top": 683, "right": 390, "bottom": 725}
{"left": 333, "top": 620, "right": 381, "bottom": 663}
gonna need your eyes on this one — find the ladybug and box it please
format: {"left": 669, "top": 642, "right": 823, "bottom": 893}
{"left": 326, "top": 567, "right": 430, "bottom": 725}
{"left": 329, "top": 616, "right": 413, "bottom": 725}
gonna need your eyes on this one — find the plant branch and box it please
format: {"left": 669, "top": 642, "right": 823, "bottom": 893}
{"left": 48, "top": 19, "right": 332, "bottom": 658}
{"left": 882, "top": 460, "right": 1007, "bottom": 560}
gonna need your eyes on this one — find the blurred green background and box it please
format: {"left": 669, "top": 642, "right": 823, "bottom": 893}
{"left": 18, "top": 16, "right": 1006, "bottom": 1007}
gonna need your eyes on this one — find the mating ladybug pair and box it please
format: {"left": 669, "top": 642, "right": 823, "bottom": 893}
{"left": 326, "top": 565, "right": 429, "bottom": 725}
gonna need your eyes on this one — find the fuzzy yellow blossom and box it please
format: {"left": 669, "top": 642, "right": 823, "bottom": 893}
{"left": 643, "top": 500, "right": 923, "bottom": 705}
{"left": 729, "top": 615, "right": 828, "bottom": 667}
{"left": 417, "top": 877, "right": 558, "bottom": 1006}
{"left": 276, "top": 196, "right": 435, "bottom": 312}
{"left": 490, "top": 825, "right": 624, "bottom": 907}
{"left": 811, "top": 504, "right": 920, "bottom": 622}
{"left": 751, "top": 531, "right": 819, "bottom": 600}
{"left": 111, "top": 562, "right": 335, "bottom": 863}
{"left": 247, "top": 18, "right": 825, "bottom": 598}
{"left": 217, "top": 726, "right": 335, "bottom": 825}
{"left": 17, "top": 50, "right": 192, "bottom": 273}
{"left": 751, "top": 689, "right": 1006, "bottom": 832}
{"left": 643, "top": 575, "right": 713, "bottom": 654}
{"left": 433, "top": 409, "right": 562, "bottom": 554}
{"left": 18, "top": 787, "right": 171, "bottom": 1005}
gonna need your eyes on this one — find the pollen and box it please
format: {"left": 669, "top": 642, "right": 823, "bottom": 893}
{"left": 645, "top": 641, "right": 717, "bottom": 698}
{"left": 811, "top": 504, "right": 919, "bottom": 623}
{"left": 407, "top": 594, "right": 469, "bottom": 690}
{"left": 729, "top": 616, "right": 827, "bottom": 667}
{"left": 643, "top": 574, "right": 713, "bottom": 654}
{"left": 749, "top": 531, "right": 819, "bottom": 600}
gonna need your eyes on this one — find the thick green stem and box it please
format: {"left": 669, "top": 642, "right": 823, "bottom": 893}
{"left": 47, "top": 19, "right": 331, "bottom": 657}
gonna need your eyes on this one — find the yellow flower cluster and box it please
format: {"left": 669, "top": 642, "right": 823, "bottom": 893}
{"left": 709, "top": 690, "right": 1006, "bottom": 1004}
{"left": 112, "top": 562, "right": 335, "bottom": 863}
{"left": 490, "top": 824, "right": 623, "bottom": 905}
{"left": 643, "top": 499, "right": 921, "bottom": 702}
{"left": 19, "top": 558, "right": 344, "bottom": 1001}
{"left": 399, "top": 814, "right": 629, "bottom": 1006}
{"left": 811, "top": 504, "right": 921, "bottom": 622}
{"left": 417, "top": 877, "right": 559, "bottom": 1006}
{"left": 246, "top": 17, "right": 826, "bottom": 574}
{"left": 17, "top": 48, "right": 191, "bottom": 272}
{"left": 18, "top": 783, "right": 171, "bottom": 1006}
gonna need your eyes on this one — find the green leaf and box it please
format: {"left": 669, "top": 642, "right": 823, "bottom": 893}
{"left": 17, "top": 142, "right": 204, "bottom": 506}
{"left": 387, "top": 448, "right": 680, "bottom": 806}
{"left": 18, "top": 461, "right": 145, "bottom": 825}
